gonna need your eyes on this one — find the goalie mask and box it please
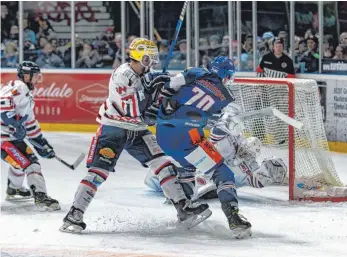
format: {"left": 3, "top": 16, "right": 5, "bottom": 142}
{"left": 129, "top": 38, "right": 159, "bottom": 72}
{"left": 237, "top": 137, "right": 262, "bottom": 160}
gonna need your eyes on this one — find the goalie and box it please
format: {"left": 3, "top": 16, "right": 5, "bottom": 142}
{"left": 145, "top": 102, "right": 288, "bottom": 200}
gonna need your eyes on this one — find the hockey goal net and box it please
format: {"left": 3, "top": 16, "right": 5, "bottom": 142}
{"left": 231, "top": 78, "right": 347, "bottom": 202}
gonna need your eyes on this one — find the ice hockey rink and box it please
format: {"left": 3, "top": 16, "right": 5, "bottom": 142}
{"left": 1, "top": 132, "right": 347, "bottom": 257}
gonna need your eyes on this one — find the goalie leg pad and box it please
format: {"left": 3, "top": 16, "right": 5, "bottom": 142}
{"left": 156, "top": 163, "right": 187, "bottom": 203}
{"left": 25, "top": 163, "right": 47, "bottom": 194}
{"left": 73, "top": 167, "right": 109, "bottom": 212}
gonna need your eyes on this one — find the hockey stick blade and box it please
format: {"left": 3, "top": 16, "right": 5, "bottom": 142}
{"left": 55, "top": 153, "right": 85, "bottom": 170}
{"left": 27, "top": 138, "right": 85, "bottom": 170}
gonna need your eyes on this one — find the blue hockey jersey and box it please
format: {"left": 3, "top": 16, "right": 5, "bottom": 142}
{"left": 157, "top": 67, "right": 234, "bottom": 128}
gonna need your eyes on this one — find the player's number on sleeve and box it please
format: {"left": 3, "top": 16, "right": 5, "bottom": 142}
{"left": 185, "top": 87, "right": 215, "bottom": 111}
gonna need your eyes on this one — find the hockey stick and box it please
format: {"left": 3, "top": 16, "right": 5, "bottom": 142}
{"left": 237, "top": 107, "right": 303, "bottom": 129}
{"left": 163, "top": 1, "right": 189, "bottom": 73}
{"left": 26, "top": 138, "right": 85, "bottom": 170}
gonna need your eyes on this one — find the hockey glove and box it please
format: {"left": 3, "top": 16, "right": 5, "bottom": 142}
{"left": 31, "top": 135, "right": 55, "bottom": 159}
{"left": 143, "top": 103, "right": 160, "bottom": 126}
{"left": 1, "top": 113, "right": 28, "bottom": 140}
{"left": 142, "top": 72, "right": 171, "bottom": 94}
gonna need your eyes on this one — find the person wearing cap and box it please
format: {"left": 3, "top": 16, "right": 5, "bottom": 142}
{"left": 256, "top": 37, "right": 295, "bottom": 78}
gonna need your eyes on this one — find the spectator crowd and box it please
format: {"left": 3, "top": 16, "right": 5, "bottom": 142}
{"left": 1, "top": 2, "right": 347, "bottom": 73}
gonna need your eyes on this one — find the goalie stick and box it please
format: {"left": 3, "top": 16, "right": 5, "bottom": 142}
{"left": 26, "top": 138, "right": 85, "bottom": 170}
{"left": 237, "top": 107, "right": 303, "bottom": 129}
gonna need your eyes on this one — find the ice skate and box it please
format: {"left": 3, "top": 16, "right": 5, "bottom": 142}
{"left": 174, "top": 199, "right": 212, "bottom": 229}
{"left": 34, "top": 192, "right": 60, "bottom": 211}
{"left": 60, "top": 206, "right": 86, "bottom": 234}
{"left": 6, "top": 180, "right": 32, "bottom": 201}
{"left": 222, "top": 203, "right": 252, "bottom": 239}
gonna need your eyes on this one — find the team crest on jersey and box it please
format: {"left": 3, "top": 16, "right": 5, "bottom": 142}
{"left": 281, "top": 62, "right": 287, "bottom": 68}
{"left": 99, "top": 147, "right": 116, "bottom": 159}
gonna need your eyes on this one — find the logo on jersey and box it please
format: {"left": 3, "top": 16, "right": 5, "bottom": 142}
{"left": 281, "top": 62, "right": 287, "bottom": 68}
{"left": 116, "top": 86, "right": 127, "bottom": 95}
{"left": 99, "top": 147, "right": 116, "bottom": 159}
{"left": 196, "top": 79, "right": 226, "bottom": 100}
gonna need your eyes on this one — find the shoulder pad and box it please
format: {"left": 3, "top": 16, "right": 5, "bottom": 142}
{"left": 11, "top": 80, "right": 28, "bottom": 96}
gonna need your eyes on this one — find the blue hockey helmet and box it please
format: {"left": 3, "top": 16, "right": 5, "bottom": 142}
{"left": 209, "top": 55, "right": 235, "bottom": 86}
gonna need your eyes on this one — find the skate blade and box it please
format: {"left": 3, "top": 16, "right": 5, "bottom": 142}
{"left": 36, "top": 203, "right": 61, "bottom": 212}
{"left": 59, "top": 222, "right": 83, "bottom": 234}
{"left": 231, "top": 227, "right": 252, "bottom": 239}
{"left": 6, "top": 194, "right": 33, "bottom": 201}
{"left": 180, "top": 208, "right": 213, "bottom": 230}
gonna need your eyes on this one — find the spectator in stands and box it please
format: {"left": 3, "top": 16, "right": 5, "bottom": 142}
{"left": 299, "top": 36, "right": 319, "bottom": 73}
{"left": 38, "top": 36, "right": 49, "bottom": 49}
{"left": 1, "top": 41, "right": 18, "bottom": 68}
{"left": 304, "top": 29, "right": 315, "bottom": 40}
{"left": 295, "top": 39, "right": 307, "bottom": 63}
{"left": 23, "top": 18, "right": 37, "bottom": 46}
{"left": 76, "top": 43, "right": 101, "bottom": 68}
{"left": 333, "top": 45, "right": 347, "bottom": 60}
{"left": 36, "top": 19, "right": 56, "bottom": 41}
{"left": 35, "top": 43, "right": 64, "bottom": 68}
{"left": 340, "top": 32, "right": 347, "bottom": 46}
{"left": 7, "top": 25, "right": 19, "bottom": 45}
{"left": 219, "top": 35, "right": 229, "bottom": 56}
{"left": 262, "top": 32, "right": 274, "bottom": 52}
{"left": 170, "top": 39, "right": 187, "bottom": 69}
{"left": 208, "top": 35, "right": 222, "bottom": 57}
{"left": 1, "top": 5, "right": 11, "bottom": 42}
{"left": 112, "top": 33, "right": 124, "bottom": 69}
{"left": 128, "top": 35, "right": 137, "bottom": 46}
{"left": 278, "top": 30, "right": 289, "bottom": 53}
{"left": 323, "top": 38, "right": 333, "bottom": 59}
{"left": 103, "top": 27, "right": 115, "bottom": 44}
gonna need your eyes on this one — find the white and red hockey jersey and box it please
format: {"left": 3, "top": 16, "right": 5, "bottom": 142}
{"left": 96, "top": 63, "right": 150, "bottom": 129}
{"left": 0, "top": 80, "right": 42, "bottom": 141}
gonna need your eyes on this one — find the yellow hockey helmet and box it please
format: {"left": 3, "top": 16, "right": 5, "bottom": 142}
{"left": 129, "top": 38, "right": 159, "bottom": 67}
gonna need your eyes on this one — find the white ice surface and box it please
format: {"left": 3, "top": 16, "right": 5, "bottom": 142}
{"left": 1, "top": 132, "right": 347, "bottom": 257}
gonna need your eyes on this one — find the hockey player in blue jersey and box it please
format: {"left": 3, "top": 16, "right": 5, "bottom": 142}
{"left": 144, "top": 56, "right": 252, "bottom": 238}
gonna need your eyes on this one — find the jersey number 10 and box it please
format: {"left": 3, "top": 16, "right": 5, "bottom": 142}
{"left": 185, "top": 87, "right": 215, "bottom": 111}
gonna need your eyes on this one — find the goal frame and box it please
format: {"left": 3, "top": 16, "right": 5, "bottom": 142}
{"left": 233, "top": 78, "right": 347, "bottom": 202}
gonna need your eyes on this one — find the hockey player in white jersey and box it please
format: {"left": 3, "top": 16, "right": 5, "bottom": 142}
{"left": 60, "top": 38, "right": 210, "bottom": 234}
{"left": 0, "top": 61, "right": 60, "bottom": 211}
